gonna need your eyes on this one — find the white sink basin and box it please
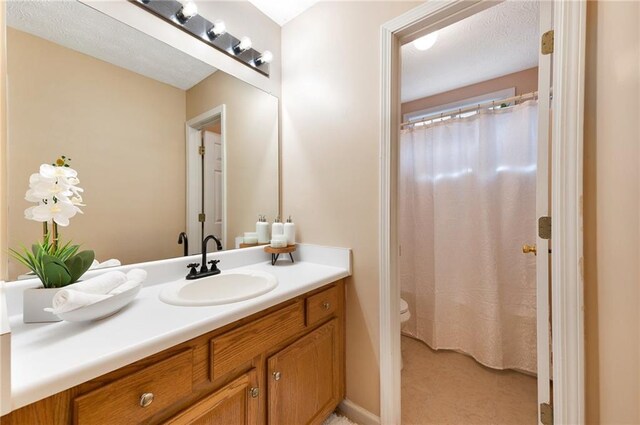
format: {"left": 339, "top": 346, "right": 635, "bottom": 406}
{"left": 159, "top": 270, "right": 278, "bottom": 306}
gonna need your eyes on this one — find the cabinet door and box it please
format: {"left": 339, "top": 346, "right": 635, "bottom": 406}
{"left": 268, "top": 320, "right": 340, "bottom": 425}
{"left": 163, "top": 369, "right": 259, "bottom": 425}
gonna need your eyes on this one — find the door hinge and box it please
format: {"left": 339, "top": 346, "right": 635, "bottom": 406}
{"left": 198, "top": 145, "right": 205, "bottom": 156}
{"left": 538, "top": 216, "right": 552, "bottom": 240}
{"left": 541, "top": 30, "right": 554, "bottom": 55}
{"left": 540, "top": 402, "right": 553, "bottom": 425}
{"left": 198, "top": 213, "right": 206, "bottom": 223}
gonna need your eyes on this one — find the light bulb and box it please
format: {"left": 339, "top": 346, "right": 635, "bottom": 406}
{"left": 413, "top": 32, "right": 438, "bottom": 51}
{"left": 208, "top": 20, "right": 226, "bottom": 39}
{"left": 234, "top": 36, "right": 252, "bottom": 53}
{"left": 176, "top": 1, "right": 197, "bottom": 22}
{"left": 255, "top": 50, "right": 273, "bottom": 66}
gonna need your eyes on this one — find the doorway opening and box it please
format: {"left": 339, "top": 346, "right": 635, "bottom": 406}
{"left": 399, "top": 2, "right": 540, "bottom": 423}
{"left": 379, "top": 1, "right": 586, "bottom": 424}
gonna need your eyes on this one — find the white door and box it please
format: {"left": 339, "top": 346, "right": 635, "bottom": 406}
{"left": 203, "top": 130, "right": 223, "bottom": 249}
{"left": 534, "top": 2, "right": 553, "bottom": 424}
{"left": 186, "top": 125, "right": 202, "bottom": 254}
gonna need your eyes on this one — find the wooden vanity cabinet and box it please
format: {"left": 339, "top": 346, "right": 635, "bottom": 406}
{"left": 2, "top": 280, "right": 345, "bottom": 425}
{"left": 163, "top": 369, "right": 259, "bottom": 425}
{"left": 268, "top": 320, "right": 340, "bottom": 425}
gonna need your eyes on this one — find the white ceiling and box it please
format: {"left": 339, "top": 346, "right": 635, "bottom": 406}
{"left": 248, "top": 0, "right": 320, "bottom": 26}
{"left": 6, "top": 0, "right": 217, "bottom": 91}
{"left": 401, "top": 0, "right": 539, "bottom": 103}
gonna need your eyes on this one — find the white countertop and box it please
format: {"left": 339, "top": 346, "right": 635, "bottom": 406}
{"left": 2, "top": 244, "right": 351, "bottom": 413}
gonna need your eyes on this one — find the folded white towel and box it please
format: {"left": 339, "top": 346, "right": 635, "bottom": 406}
{"left": 46, "top": 290, "right": 112, "bottom": 315}
{"left": 126, "top": 268, "right": 147, "bottom": 284}
{"left": 90, "top": 259, "right": 122, "bottom": 270}
{"left": 44, "top": 268, "right": 148, "bottom": 315}
{"left": 71, "top": 271, "right": 128, "bottom": 295}
{"left": 109, "top": 269, "right": 148, "bottom": 295}
{"left": 108, "top": 280, "right": 139, "bottom": 295}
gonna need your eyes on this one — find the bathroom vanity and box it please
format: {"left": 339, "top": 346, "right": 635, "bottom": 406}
{"left": 0, "top": 245, "right": 351, "bottom": 425}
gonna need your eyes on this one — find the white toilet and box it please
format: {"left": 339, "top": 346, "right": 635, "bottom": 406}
{"left": 400, "top": 298, "right": 411, "bottom": 369}
{"left": 400, "top": 298, "right": 411, "bottom": 329}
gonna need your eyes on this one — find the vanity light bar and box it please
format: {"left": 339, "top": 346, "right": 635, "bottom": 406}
{"left": 130, "top": 0, "right": 271, "bottom": 77}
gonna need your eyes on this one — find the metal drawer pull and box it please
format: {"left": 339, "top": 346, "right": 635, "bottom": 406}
{"left": 139, "top": 392, "right": 154, "bottom": 408}
{"left": 273, "top": 371, "right": 281, "bottom": 381}
{"left": 322, "top": 301, "right": 331, "bottom": 310}
{"left": 249, "top": 387, "right": 260, "bottom": 398}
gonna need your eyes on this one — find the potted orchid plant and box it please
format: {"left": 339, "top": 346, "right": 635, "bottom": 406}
{"left": 11, "top": 156, "right": 95, "bottom": 323}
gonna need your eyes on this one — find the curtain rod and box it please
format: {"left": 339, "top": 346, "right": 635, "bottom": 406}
{"left": 401, "top": 90, "right": 539, "bottom": 128}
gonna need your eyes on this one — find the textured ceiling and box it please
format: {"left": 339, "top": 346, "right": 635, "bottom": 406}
{"left": 401, "top": 0, "right": 539, "bottom": 102}
{"left": 247, "top": 0, "right": 319, "bottom": 26}
{"left": 6, "top": 0, "right": 217, "bottom": 91}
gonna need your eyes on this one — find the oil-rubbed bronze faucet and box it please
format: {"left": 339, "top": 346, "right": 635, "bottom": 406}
{"left": 185, "top": 234, "right": 223, "bottom": 280}
{"left": 177, "top": 232, "right": 189, "bottom": 256}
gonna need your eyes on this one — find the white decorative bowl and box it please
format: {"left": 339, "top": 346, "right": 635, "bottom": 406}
{"left": 55, "top": 283, "right": 142, "bottom": 322}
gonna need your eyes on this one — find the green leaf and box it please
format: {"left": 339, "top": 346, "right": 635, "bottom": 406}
{"left": 42, "top": 255, "right": 72, "bottom": 288}
{"left": 65, "top": 250, "right": 95, "bottom": 283}
{"left": 9, "top": 247, "right": 35, "bottom": 270}
{"left": 56, "top": 242, "right": 79, "bottom": 262}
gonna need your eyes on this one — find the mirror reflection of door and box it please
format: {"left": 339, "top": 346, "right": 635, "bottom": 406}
{"left": 202, "top": 126, "right": 224, "bottom": 247}
{"left": 185, "top": 106, "right": 226, "bottom": 256}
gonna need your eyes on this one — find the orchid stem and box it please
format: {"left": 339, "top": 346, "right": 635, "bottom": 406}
{"left": 42, "top": 222, "right": 48, "bottom": 242}
{"left": 51, "top": 221, "right": 59, "bottom": 251}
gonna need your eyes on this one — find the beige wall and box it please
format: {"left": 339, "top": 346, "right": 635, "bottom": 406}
{"left": 186, "top": 71, "right": 279, "bottom": 249}
{"left": 281, "top": 1, "right": 420, "bottom": 414}
{"left": 0, "top": 4, "right": 6, "bottom": 281}
{"left": 6, "top": 28, "right": 187, "bottom": 279}
{"left": 584, "top": 1, "right": 640, "bottom": 423}
{"left": 401, "top": 67, "right": 539, "bottom": 116}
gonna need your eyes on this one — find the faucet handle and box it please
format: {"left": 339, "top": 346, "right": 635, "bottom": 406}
{"left": 208, "top": 259, "right": 220, "bottom": 272}
{"left": 187, "top": 263, "right": 199, "bottom": 275}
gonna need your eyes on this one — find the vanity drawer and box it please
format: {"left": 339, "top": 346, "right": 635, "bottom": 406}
{"left": 210, "top": 301, "right": 305, "bottom": 379}
{"left": 74, "top": 350, "right": 194, "bottom": 425}
{"left": 306, "top": 285, "right": 339, "bottom": 327}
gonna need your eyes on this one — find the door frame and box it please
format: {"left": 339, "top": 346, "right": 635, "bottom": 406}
{"left": 378, "top": 1, "right": 587, "bottom": 424}
{"left": 185, "top": 105, "right": 227, "bottom": 253}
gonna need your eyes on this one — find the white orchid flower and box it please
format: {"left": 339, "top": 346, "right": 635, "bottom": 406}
{"left": 29, "top": 172, "right": 55, "bottom": 186}
{"left": 29, "top": 201, "right": 81, "bottom": 226}
{"left": 39, "top": 164, "right": 77, "bottom": 179}
{"left": 25, "top": 188, "right": 44, "bottom": 203}
{"left": 71, "top": 195, "right": 86, "bottom": 207}
{"left": 24, "top": 205, "right": 37, "bottom": 220}
{"left": 69, "top": 184, "right": 84, "bottom": 196}
{"left": 29, "top": 179, "right": 74, "bottom": 202}
{"left": 23, "top": 162, "right": 85, "bottom": 223}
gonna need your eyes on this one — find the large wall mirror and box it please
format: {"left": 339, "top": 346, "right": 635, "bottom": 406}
{"left": 5, "top": 1, "right": 279, "bottom": 280}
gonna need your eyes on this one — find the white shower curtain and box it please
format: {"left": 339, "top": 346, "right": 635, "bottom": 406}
{"left": 400, "top": 101, "right": 538, "bottom": 374}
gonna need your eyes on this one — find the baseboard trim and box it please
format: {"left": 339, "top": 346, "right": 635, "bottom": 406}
{"left": 338, "top": 399, "right": 381, "bottom": 425}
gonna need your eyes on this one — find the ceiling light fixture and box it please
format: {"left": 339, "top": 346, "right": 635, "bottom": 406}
{"left": 207, "top": 20, "right": 226, "bottom": 39}
{"left": 176, "top": 1, "right": 198, "bottom": 23}
{"left": 233, "top": 36, "right": 252, "bottom": 54}
{"left": 413, "top": 32, "right": 438, "bottom": 51}
{"left": 132, "top": 0, "right": 271, "bottom": 76}
{"left": 255, "top": 50, "right": 273, "bottom": 66}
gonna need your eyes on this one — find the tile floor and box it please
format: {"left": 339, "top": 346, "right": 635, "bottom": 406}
{"left": 401, "top": 336, "right": 538, "bottom": 425}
